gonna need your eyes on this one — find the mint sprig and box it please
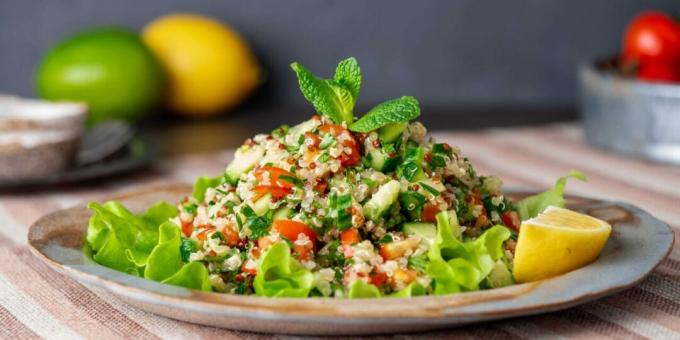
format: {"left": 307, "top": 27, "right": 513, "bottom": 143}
{"left": 349, "top": 96, "right": 420, "bottom": 133}
{"left": 334, "top": 57, "right": 361, "bottom": 104}
{"left": 291, "top": 57, "right": 420, "bottom": 131}
{"left": 290, "top": 59, "right": 359, "bottom": 124}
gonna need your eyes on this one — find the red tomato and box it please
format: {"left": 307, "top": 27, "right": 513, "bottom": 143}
{"left": 369, "top": 271, "right": 388, "bottom": 286}
{"left": 340, "top": 228, "right": 361, "bottom": 245}
{"left": 252, "top": 185, "right": 291, "bottom": 201}
{"left": 221, "top": 225, "right": 240, "bottom": 246}
{"left": 501, "top": 211, "right": 521, "bottom": 232}
{"left": 314, "top": 180, "right": 328, "bottom": 194}
{"left": 318, "top": 124, "right": 361, "bottom": 167}
{"left": 421, "top": 203, "right": 440, "bottom": 223}
{"left": 638, "top": 61, "right": 680, "bottom": 82}
{"left": 272, "top": 219, "right": 318, "bottom": 248}
{"left": 181, "top": 221, "right": 193, "bottom": 237}
{"left": 622, "top": 11, "right": 680, "bottom": 68}
{"left": 254, "top": 166, "right": 297, "bottom": 189}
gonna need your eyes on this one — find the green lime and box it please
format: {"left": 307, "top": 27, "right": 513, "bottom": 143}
{"left": 36, "top": 28, "right": 165, "bottom": 125}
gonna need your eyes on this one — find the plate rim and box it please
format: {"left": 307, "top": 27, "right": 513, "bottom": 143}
{"left": 26, "top": 184, "right": 675, "bottom": 332}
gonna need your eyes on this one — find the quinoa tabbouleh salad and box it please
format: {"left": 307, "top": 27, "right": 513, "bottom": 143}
{"left": 86, "top": 58, "right": 602, "bottom": 298}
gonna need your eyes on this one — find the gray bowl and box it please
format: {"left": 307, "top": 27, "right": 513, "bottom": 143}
{"left": 579, "top": 63, "right": 680, "bottom": 164}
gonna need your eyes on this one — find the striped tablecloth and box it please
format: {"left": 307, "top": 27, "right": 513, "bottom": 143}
{"left": 0, "top": 124, "right": 678, "bottom": 339}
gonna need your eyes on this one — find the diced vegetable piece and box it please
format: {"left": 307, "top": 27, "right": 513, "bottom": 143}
{"left": 380, "top": 238, "right": 420, "bottom": 260}
{"left": 340, "top": 228, "right": 361, "bottom": 245}
{"left": 378, "top": 122, "right": 407, "bottom": 143}
{"left": 225, "top": 145, "right": 264, "bottom": 184}
{"left": 255, "top": 166, "right": 298, "bottom": 189}
{"left": 288, "top": 118, "right": 319, "bottom": 144}
{"left": 272, "top": 207, "right": 293, "bottom": 221}
{"left": 250, "top": 193, "right": 272, "bottom": 216}
{"left": 417, "top": 179, "right": 445, "bottom": 197}
{"left": 403, "top": 222, "right": 436, "bottom": 244}
{"left": 369, "top": 148, "right": 401, "bottom": 172}
{"left": 363, "top": 180, "right": 401, "bottom": 221}
{"left": 272, "top": 219, "right": 317, "bottom": 248}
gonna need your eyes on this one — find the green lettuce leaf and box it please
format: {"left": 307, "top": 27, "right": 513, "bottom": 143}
{"left": 290, "top": 62, "right": 355, "bottom": 124}
{"left": 193, "top": 175, "right": 225, "bottom": 202}
{"left": 86, "top": 200, "right": 177, "bottom": 274}
{"left": 349, "top": 96, "right": 420, "bottom": 133}
{"left": 333, "top": 57, "right": 361, "bottom": 104}
{"left": 389, "top": 282, "right": 426, "bottom": 298}
{"left": 253, "top": 242, "right": 314, "bottom": 297}
{"left": 162, "top": 262, "right": 212, "bottom": 291}
{"left": 426, "top": 211, "right": 512, "bottom": 294}
{"left": 144, "top": 221, "right": 183, "bottom": 281}
{"left": 348, "top": 279, "right": 381, "bottom": 298}
{"left": 517, "top": 170, "right": 587, "bottom": 220}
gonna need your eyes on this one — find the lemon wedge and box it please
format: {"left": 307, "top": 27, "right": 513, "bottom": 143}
{"left": 513, "top": 206, "right": 612, "bottom": 283}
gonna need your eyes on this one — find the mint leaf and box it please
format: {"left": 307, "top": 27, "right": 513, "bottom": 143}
{"left": 349, "top": 96, "right": 420, "bottom": 132}
{"left": 334, "top": 57, "right": 361, "bottom": 104}
{"left": 290, "top": 62, "right": 354, "bottom": 124}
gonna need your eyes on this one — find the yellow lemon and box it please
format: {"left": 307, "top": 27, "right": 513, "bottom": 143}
{"left": 142, "top": 13, "right": 260, "bottom": 116}
{"left": 513, "top": 206, "right": 611, "bottom": 283}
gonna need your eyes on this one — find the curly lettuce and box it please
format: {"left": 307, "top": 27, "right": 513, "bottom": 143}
{"left": 86, "top": 200, "right": 211, "bottom": 291}
{"left": 517, "top": 170, "right": 587, "bottom": 220}
{"left": 253, "top": 242, "right": 314, "bottom": 297}
{"left": 426, "top": 211, "right": 512, "bottom": 294}
{"left": 86, "top": 201, "right": 176, "bottom": 274}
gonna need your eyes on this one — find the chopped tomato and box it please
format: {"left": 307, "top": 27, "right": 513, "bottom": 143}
{"left": 319, "top": 124, "right": 361, "bottom": 167}
{"left": 340, "top": 228, "right": 361, "bottom": 245}
{"left": 241, "top": 262, "right": 257, "bottom": 276}
{"left": 501, "top": 211, "right": 521, "bottom": 232}
{"left": 181, "top": 221, "right": 193, "bottom": 237}
{"left": 369, "top": 270, "right": 388, "bottom": 286}
{"left": 196, "top": 229, "right": 211, "bottom": 242}
{"left": 254, "top": 166, "right": 297, "bottom": 189}
{"left": 379, "top": 238, "right": 420, "bottom": 260}
{"left": 272, "top": 219, "right": 318, "bottom": 248}
{"left": 391, "top": 268, "right": 417, "bottom": 285}
{"left": 221, "top": 225, "right": 240, "bottom": 246}
{"left": 293, "top": 243, "right": 313, "bottom": 261}
{"left": 421, "top": 203, "right": 440, "bottom": 223}
{"left": 314, "top": 180, "right": 328, "bottom": 194}
{"left": 252, "top": 185, "right": 291, "bottom": 201}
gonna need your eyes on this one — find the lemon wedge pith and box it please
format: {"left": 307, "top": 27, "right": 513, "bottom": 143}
{"left": 513, "top": 206, "right": 612, "bottom": 283}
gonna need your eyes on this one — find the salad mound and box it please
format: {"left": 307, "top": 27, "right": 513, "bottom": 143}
{"left": 86, "top": 58, "right": 585, "bottom": 298}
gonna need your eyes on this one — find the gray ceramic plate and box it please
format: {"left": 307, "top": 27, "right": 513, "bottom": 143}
{"left": 27, "top": 184, "right": 674, "bottom": 335}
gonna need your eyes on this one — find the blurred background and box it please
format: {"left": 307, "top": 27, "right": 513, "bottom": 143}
{"left": 2, "top": 0, "right": 680, "bottom": 187}
{"left": 3, "top": 1, "right": 679, "bottom": 128}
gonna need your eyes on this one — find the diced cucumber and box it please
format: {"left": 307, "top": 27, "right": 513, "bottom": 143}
{"left": 417, "top": 179, "right": 446, "bottom": 197}
{"left": 403, "top": 222, "right": 436, "bottom": 244}
{"left": 378, "top": 122, "right": 407, "bottom": 143}
{"left": 273, "top": 207, "right": 292, "bottom": 221}
{"left": 437, "top": 210, "right": 462, "bottom": 239}
{"left": 363, "top": 180, "right": 401, "bottom": 221}
{"left": 487, "top": 260, "right": 514, "bottom": 288}
{"left": 224, "top": 145, "right": 264, "bottom": 184}
{"left": 289, "top": 119, "right": 319, "bottom": 143}
{"left": 250, "top": 193, "right": 272, "bottom": 216}
{"left": 369, "top": 148, "right": 401, "bottom": 172}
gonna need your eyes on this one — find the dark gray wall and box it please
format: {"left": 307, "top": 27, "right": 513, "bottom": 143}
{"left": 1, "top": 0, "right": 679, "bottom": 109}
